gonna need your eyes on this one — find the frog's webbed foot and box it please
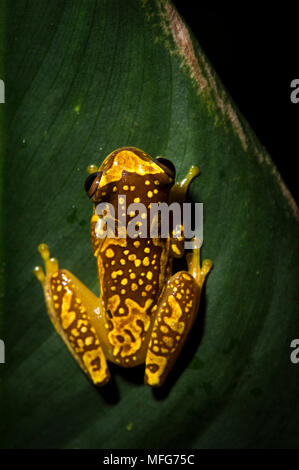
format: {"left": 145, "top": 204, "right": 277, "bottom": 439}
{"left": 34, "top": 243, "right": 110, "bottom": 386}
{"left": 144, "top": 245, "right": 212, "bottom": 387}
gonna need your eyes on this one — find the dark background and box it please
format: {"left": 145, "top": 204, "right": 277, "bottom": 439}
{"left": 172, "top": 3, "right": 298, "bottom": 204}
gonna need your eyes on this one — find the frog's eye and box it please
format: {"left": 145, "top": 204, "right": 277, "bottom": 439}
{"left": 154, "top": 157, "right": 176, "bottom": 179}
{"left": 84, "top": 171, "right": 103, "bottom": 199}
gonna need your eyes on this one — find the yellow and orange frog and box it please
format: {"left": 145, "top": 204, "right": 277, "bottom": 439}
{"left": 34, "top": 147, "right": 212, "bottom": 387}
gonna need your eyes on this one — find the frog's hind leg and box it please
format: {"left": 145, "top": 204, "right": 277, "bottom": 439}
{"left": 144, "top": 246, "right": 212, "bottom": 387}
{"left": 34, "top": 243, "right": 110, "bottom": 386}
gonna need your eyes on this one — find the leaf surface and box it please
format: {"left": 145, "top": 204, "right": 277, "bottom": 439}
{"left": 1, "top": 0, "right": 298, "bottom": 449}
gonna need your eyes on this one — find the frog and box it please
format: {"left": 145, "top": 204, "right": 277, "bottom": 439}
{"left": 34, "top": 147, "right": 212, "bottom": 387}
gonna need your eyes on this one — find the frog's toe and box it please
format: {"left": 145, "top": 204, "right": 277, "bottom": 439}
{"left": 38, "top": 242, "right": 50, "bottom": 261}
{"left": 34, "top": 243, "right": 59, "bottom": 279}
{"left": 201, "top": 259, "right": 213, "bottom": 278}
{"left": 186, "top": 247, "right": 213, "bottom": 288}
{"left": 87, "top": 164, "right": 98, "bottom": 174}
{"left": 33, "top": 265, "right": 45, "bottom": 285}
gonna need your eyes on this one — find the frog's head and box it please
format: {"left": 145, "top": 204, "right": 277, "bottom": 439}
{"left": 84, "top": 147, "right": 175, "bottom": 203}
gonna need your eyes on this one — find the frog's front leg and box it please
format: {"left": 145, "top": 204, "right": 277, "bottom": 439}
{"left": 144, "top": 246, "right": 212, "bottom": 387}
{"left": 169, "top": 165, "right": 201, "bottom": 258}
{"left": 33, "top": 243, "right": 110, "bottom": 386}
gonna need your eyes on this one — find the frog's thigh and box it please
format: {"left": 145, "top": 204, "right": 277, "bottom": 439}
{"left": 144, "top": 271, "right": 201, "bottom": 387}
{"left": 34, "top": 244, "right": 110, "bottom": 386}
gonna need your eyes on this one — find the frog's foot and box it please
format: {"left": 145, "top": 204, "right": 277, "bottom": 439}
{"left": 170, "top": 165, "right": 200, "bottom": 202}
{"left": 33, "top": 243, "right": 110, "bottom": 386}
{"left": 186, "top": 245, "right": 213, "bottom": 289}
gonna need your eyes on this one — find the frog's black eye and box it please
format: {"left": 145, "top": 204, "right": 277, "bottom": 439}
{"left": 84, "top": 171, "right": 102, "bottom": 199}
{"left": 154, "top": 157, "right": 176, "bottom": 179}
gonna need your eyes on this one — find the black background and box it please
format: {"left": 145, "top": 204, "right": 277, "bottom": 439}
{"left": 172, "top": 3, "right": 298, "bottom": 204}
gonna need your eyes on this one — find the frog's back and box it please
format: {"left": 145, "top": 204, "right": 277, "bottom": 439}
{"left": 97, "top": 235, "right": 170, "bottom": 366}
{"left": 92, "top": 163, "right": 173, "bottom": 366}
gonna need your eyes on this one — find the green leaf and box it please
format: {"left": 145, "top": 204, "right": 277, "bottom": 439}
{"left": 1, "top": 0, "right": 298, "bottom": 449}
